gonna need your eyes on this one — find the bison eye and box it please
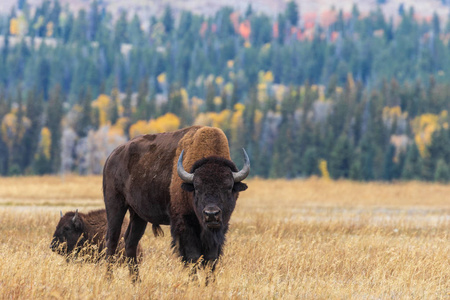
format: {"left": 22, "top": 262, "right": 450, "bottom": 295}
{"left": 63, "top": 226, "right": 70, "bottom": 232}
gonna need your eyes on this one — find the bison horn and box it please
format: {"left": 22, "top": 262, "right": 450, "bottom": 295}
{"left": 232, "top": 148, "right": 250, "bottom": 182}
{"left": 60, "top": 210, "right": 63, "bottom": 218}
{"left": 177, "top": 150, "right": 194, "bottom": 183}
{"left": 72, "top": 209, "right": 79, "bottom": 222}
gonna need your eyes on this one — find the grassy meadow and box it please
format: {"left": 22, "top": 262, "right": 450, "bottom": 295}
{"left": 0, "top": 176, "right": 449, "bottom": 299}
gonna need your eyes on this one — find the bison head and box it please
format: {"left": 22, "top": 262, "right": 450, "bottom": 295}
{"left": 50, "top": 210, "right": 86, "bottom": 255}
{"left": 177, "top": 149, "right": 250, "bottom": 231}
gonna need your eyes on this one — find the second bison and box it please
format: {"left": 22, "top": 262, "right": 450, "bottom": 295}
{"left": 50, "top": 209, "right": 142, "bottom": 262}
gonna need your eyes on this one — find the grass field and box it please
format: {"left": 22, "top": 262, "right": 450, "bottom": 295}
{"left": 0, "top": 176, "right": 449, "bottom": 299}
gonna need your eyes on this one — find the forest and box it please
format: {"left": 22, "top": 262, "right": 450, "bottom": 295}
{"left": 1, "top": 0, "right": 450, "bottom": 181}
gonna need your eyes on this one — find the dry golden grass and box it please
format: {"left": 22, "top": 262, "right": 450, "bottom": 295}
{"left": 0, "top": 176, "right": 449, "bottom": 299}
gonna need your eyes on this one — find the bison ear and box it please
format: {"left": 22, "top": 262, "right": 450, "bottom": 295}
{"left": 181, "top": 182, "right": 195, "bottom": 192}
{"left": 233, "top": 182, "right": 248, "bottom": 192}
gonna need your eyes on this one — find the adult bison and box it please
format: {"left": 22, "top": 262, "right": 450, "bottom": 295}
{"left": 50, "top": 209, "right": 142, "bottom": 262}
{"left": 103, "top": 126, "right": 249, "bottom": 277}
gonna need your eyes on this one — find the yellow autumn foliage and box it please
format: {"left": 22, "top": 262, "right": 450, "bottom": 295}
{"left": 9, "top": 18, "right": 19, "bottom": 35}
{"left": 347, "top": 73, "right": 355, "bottom": 91}
{"left": 382, "top": 106, "right": 408, "bottom": 128}
{"left": 1, "top": 112, "right": 31, "bottom": 149}
{"left": 215, "top": 76, "right": 224, "bottom": 86}
{"left": 274, "top": 85, "right": 285, "bottom": 103}
{"left": 263, "top": 71, "right": 274, "bottom": 83}
{"left": 180, "top": 89, "right": 189, "bottom": 107}
{"left": 319, "top": 159, "right": 330, "bottom": 180}
{"left": 231, "top": 104, "right": 245, "bottom": 145}
{"left": 411, "top": 111, "right": 448, "bottom": 158}
{"left": 129, "top": 113, "right": 180, "bottom": 138}
{"left": 214, "top": 96, "right": 222, "bottom": 107}
{"left": 191, "top": 96, "right": 204, "bottom": 116}
{"left": 157, "top": 73, "right": 166, "bottom": 84}
{"left": 107, "top": 124, "right": 125, "bottom": 141}
{"left": 193, "top": 113, "right": 214, "bottom": 127}
{"left": 92, "top": 94, "right": 111, "bottom": 127}
{"left": 194, "top": 110, "right": 232, "bottom": 131}
{"left": 148, "top": 113, "right": 180, "bottom": 134}
{"left": 111, "top": 88, "right": 122, "bottom": 118}
{"left": 46, "top": 22, "right": 53, "bottom": 37}
{"left": 253, "top": 109, "right": 264, "bottom": 139}
{"left": 224, "top": 83, "right": 233, "bottom": 95}
{"left": 39, "top": 127, "right": 51, "bottom": 159}
{"left": 129, "top": 120, "right": 149, "bottom": 138}
{"left": 258, "top": 83, "right": 268, "bottom": 103}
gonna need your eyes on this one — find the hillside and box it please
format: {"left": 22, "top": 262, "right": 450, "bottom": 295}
{"left": 2, "top": 0, "right": 450, "bottom": 23}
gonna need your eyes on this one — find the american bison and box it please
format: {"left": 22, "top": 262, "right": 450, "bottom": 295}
{"left": 50, "top": 209, "right": 142, "bottom": 262}
{"left": 103, "top": 126, "right": 249, "bottom": 278}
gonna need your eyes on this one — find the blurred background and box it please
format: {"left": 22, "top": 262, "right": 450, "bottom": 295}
{"left": 1, "top": 0, "right": 450, "bottom": 181}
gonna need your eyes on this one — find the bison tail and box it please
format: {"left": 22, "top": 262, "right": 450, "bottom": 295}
{"left": 152, "top": 224, "right": 164, "bottom": 237}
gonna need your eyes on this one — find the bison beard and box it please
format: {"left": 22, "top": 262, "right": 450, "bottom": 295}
{"left": 103, "top": 126, "right": 249, "bottom": 281}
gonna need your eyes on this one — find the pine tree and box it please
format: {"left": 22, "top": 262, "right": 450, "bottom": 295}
{"left": 329, "top": 134, "right": 353, "bottom": 179}
{"left": 382, "top": 144, "right": 396, "bottom": 181}
{"left": 110, "top": 87, "right": 119, "bottom": 125}
{"left": 47, "top": 84, "right": 63, "bottom": 174}
{"left": 24, "top": 88, "right": 43, "bottom": 172}
{"left": 401, "top": 143, "right": 421, "bottom": 180}
{"left": 205, "top": 82, "right": 216, "bottom": 112}
{"left": 302, "top": 146, "right": 319, "bottom": 177}
{"left": 285, "top": 1, "right": 299, "bottom": 27}
{"left": 162, "top": 5, "right": 174, "bottom": 34}
{"left": 10, "top": 88, "right": 25, "bottom": 174}
{"left": 434, "top": 158, "right": 450, "bottom": 182}
{"left": 0, "top": 88, "right": 8, "bottom": 174}
{"left": 75, "top": 88, "right": 93, "bottom": 138}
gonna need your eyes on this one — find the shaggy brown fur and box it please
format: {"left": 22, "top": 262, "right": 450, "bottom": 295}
{"left": 103, "top": 126, "right": 248, "bottom": 279}
{"left": 50, "top": 209, "right": 142, "bottom": 261}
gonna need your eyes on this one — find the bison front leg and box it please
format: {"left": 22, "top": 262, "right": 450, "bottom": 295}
{"left": 104, "top": 194, "right": 127, "bottom": 279}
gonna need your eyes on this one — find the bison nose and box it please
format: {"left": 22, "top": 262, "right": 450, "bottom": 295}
{"left": 203, "top": 207, "right": 222, "bottom": 222}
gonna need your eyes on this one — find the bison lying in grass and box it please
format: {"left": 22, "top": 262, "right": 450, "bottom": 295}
{"left": 50, "top": 209, "right": 142, "bottom": 262}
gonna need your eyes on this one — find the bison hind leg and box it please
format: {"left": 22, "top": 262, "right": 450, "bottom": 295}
{"left": 125, "top": 210, "right": 147, "bottom": 281}
{"left": 152, "top": 224, "right": 164, "bottom": 237}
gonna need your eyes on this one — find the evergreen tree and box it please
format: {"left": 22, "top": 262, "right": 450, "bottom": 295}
{"left": 0, "top": 88, "right": 8, "bottom": 174}
{"left": 285, "top": 1, "right": 299, "bottom": 27}
{"left": 382, "top": 144, "right": 396, "bottom": 181}
{"left": 162, "top": 5, "right": 174, "bottom": 34}
{"left": 110, "top": 88, "right": 119, "bottom": 125}
{"left": 23, "top": 89, "right": 43, "bottom": 172}
{"left": 8, "top": 89, "right": 25, "bottom": 174}
{"left": 301, "top": 146, "right": 319, "bottom": 176}
{"left": 434, "top": 158, "right": 450, "bottom": 182}
{"left": 205, "top": 82, "right": 216, "bottom": 112}
{"left": 47, "top": 84, "right": 63, "bottom": 174}
{"left": 329, "top": 134, "right": 353, "bottom": 179}
{"left": 401, "top": 143, "right": 421, "bottom": 180}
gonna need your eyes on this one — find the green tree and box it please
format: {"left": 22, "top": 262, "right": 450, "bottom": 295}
{"left": 434, "top": 159, "right": 450, "bottom": 182}
{"left": 285, "top": 1, "right": 299, "bottom": 26}
{"left": 329, "top": 134, "right": 353, "bottom": 179}
{"left": 401, "top": 144, "right": 421, "bottom": 180}
{"left": 23, "top": 89, "right": 43, "bottom": 172}
{"left": 162, "top": 5, "right": 174, "bottom": 34}
{"left": 47, "top": 84, "right": 63, "bottom": 173}
{"left": 75, "top": 88, "right": 93, "bottom": 137}
{"left": 205, "top": 82, "right": 216, "bottom": 112}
